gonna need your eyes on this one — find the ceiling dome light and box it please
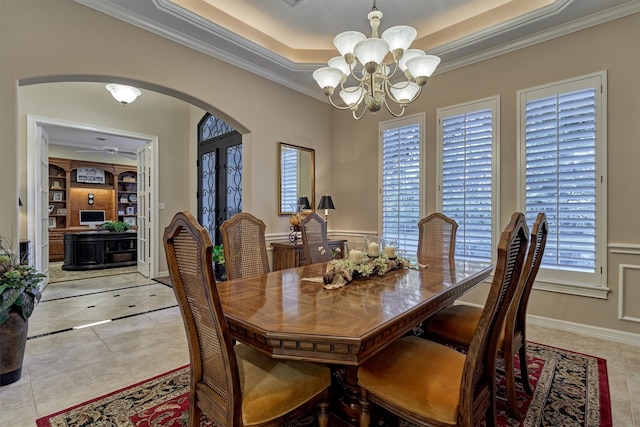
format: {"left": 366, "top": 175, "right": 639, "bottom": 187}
{"left": 106, "top": 84, "right": 141, "bottom": 105}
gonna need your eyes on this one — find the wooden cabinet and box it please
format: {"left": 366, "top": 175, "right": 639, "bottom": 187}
{"left": 271, "top": 240, "right": 346, "bottom": 271}
{"left": 47, "top": 158, "right": 137, "bottom": 262}
{"left": 49, "top": 231, "right": 65, "bottom": 262}
{"left": 48, "top": 163, "right": 68, "bottom": 230}
{"left": 116, "top": 171, "right": 137, "bottom": 227}
{"left": 62, "top": 231, "right": 137, "bottom": 271}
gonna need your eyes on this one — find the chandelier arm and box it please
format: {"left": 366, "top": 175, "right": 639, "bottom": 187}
{"left": 327, "top": 95, "right": 356, "bottom": 111}
{"left": 383, "top": 61, "right": 400, "bottom": 80}
{"left": 353, "top": 104, "right": 368, "bottom": 120}
{"left": 383, "top": 96, "right": 407, "bottom": 118}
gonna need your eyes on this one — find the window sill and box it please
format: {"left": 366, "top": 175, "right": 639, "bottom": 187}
{"left": 532, "top": 279, "right": 610, "bottom": 299}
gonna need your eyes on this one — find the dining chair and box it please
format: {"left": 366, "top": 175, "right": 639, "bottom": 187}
{"left": 417, "top": 212, "right": 458, "bottom": 263}
{"left": 163, "top": 211, "right": 331, "bottom": 427}
{"left": 219, "top": 212, "right": 270, "bottom": 281}
{"left": 357, "top": 212, "right": 529, "bottom": 427}
{"left": 300, "top": 212, "right": 331, "bottom": 264}
{"left": 424, "top": 212, "right": 548, "bottom": 415}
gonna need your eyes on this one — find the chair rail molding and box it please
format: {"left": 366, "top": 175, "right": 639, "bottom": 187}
{"left": 609, "top": 243, "right": 640, "bottom": 255}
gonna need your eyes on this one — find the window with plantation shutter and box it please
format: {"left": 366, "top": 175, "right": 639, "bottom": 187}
{"left": 437, "top": 97, "right": 498, "bottom": 262}
{"left": 518, "top": 72, "right": 607, "bottom": 294}
{"left": 379, "top": 114, "right": 424, "bottom": 259}
{"left": 280, "top": 146, "right": 298, "bottom": 212}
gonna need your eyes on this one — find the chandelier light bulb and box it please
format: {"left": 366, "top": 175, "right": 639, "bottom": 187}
{"left": 312, "top": 67, "right": 345, "bottom": 95}
{"left": 390, "top": 82, "right": 420, "bottom": 103}
{"left": 381, "top": 25, "right": 417, "bottom": 52}
{"left": 333, "top": 31, "right": 366, "bottom": 57}
{"left": 327, "top": 56, "right": 350, "bottom": 77}
{"left": 398, "top": 49, "right": 426, "bottom": 71}
{"left": 340, "top": 87, "right": 365, "bottom": 106}
{"left": 406, "top": 55, "right": 441, "bottom": 79}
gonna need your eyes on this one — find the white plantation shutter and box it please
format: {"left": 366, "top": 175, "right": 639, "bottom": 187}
{"left": 380, "top": 115, "right": 424, "bottom": 258}
{"left": 280, "top": 146, "right": 298, "bottom": 211}
{"left": 519, "top": 72, "right": 606, "bottom": 290}
{"left": 438, "top": 98, "right": 497, "bottom": 262}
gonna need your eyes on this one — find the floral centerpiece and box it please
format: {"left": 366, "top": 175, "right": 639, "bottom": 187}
{"left": 321, "top": 246, "right": 410, "bottom": 289}
{"left": 0, "top": 238, "right": 44, "bottom": 325}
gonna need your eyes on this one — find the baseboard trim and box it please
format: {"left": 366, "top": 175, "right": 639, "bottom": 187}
{"left": 456, "top": 301, "right": 640, "bottom": 347}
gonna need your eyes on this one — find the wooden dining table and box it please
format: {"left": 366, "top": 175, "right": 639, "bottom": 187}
{"left": 217, "top": 256, "right": 493, "bottom": 422}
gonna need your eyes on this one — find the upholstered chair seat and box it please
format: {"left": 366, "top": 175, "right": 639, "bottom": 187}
{"left": 233, "top": 344, "right": 330, "bottom": 425}
{"left": 358, "top": 336, "right": 465, "bottom": 425}
{"left": 426, "top": 304, "right": 505, "bottom": 349}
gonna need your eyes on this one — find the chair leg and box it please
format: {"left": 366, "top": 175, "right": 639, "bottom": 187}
{"left": 317, "top": 389, "right": 331, "bottom": 427}
{"left": 485, "top": 393, "right": 497, "bottom": 427}
{"left": 358, "top": 388, "right": 371, "bottom": 427}
{"left": 519, "top": 343, "right": 533, "bottom": 394}
{"left": 189, "top": 401, "right": 202, "bottom": 427}
{"left": 504, "top": 352, "right": 519, "bottom": 416}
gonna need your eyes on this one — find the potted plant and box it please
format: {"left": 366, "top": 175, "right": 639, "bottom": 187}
{"left": 0, "top": 237, "right": 45, "bottom": 386}
{"left": 98, "top": 221, "right": 131, "bottom": 232}
{"left": 212, "top": 245, "right": 226, "bottom": 281}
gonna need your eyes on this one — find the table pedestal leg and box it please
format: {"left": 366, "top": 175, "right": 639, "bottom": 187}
{"left": 336, "top": 365, "right": 361, "bottom": 423}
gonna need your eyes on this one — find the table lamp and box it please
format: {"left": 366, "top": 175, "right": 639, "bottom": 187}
{"left": 317, "top": 194, "right": 335, "bottom": 225}
{"left": 297, "top": 196, "right": 311, "bottom": 211}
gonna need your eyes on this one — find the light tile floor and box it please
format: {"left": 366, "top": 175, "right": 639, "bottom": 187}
{"left": 0, "top": 272, "right": 638, "bottom": 426}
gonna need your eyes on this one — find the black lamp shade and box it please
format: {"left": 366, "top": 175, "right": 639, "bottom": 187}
{"left": 318, "top": 195, "right": 335, "bottom": 210}
{"left": 18, "top": 198, "right": 23, "bottom": 207}
{"left": 297, "top": 196, "right": 311, "bottom": 210}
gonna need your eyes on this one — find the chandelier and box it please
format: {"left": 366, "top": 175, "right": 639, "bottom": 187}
{"left": 312, "top": 1, "right": 440, "bottom": 120}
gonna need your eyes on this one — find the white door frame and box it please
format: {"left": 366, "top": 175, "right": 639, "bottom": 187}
{"left": 26, "top": 115, "right": 160, "bottom": 278}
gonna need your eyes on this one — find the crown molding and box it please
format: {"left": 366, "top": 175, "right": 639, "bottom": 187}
{"left": 74, "top": 0, "right": 640, "bottom": 100}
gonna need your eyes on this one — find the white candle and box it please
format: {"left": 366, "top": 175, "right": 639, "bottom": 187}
{"left": 384, "top": 246, "right": 396, "bottom": 258}
{"left": 367, "top": 242, "right": 379, "bottom": 256}
{"left": 349, "top": 250, "right": 363, "bottom": 263}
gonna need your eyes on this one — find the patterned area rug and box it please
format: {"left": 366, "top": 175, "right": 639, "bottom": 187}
{"left": 35, "top": 342, "right": 611, "bottom": 427}
{"left": 48, "top": 261, "right": 138, "bottom": 283}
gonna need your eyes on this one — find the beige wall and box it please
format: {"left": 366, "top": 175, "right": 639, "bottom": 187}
{"left": 1, "top": 0, "right": 334, "bottom": 269}
{"left": 332, "top": 13, "right": 640, "bottom": 334}
{"left": 3, "top": 0, "right": 639, "bottom": 337}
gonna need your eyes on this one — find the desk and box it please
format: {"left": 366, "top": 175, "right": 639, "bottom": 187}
{"left": 218, "top": 257, "right": 492, "bottom": 421}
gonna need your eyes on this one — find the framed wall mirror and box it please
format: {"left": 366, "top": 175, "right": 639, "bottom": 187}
{"left": 278, "top": 142, "right": 315, "bottom": 215}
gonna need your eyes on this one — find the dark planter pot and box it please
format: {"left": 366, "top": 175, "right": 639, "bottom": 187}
{"left": 0, "top": 308, "right": 28, "bottom": 386}
{"left": 214, "top": 264, "right": 227, "bottom": 282}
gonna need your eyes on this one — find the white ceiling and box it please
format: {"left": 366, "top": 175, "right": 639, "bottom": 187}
{"left": 74, "top": 0, "right": 640, "bottom": 100}
{"left": 43, "top": 123, "right": 148, "bottom": 155}
{"left": 49, "top": 0, "right": 639, "bottom": 149}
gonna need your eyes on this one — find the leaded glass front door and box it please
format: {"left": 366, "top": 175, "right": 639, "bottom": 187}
{"left": 197, "top": 114, "right": 242, "bottom": 247}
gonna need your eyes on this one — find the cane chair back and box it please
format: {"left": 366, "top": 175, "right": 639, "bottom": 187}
{"left": 163, "top": 211, "right": 330, "bottom": 427}
{"left": 220, "top": 212, "right": 270, "bottom": 281}
{"left": 417, "top": 213, "right": 458, "bottom": 263}
{"left": 300, "top": 212, "right": 331, "bottom": 264}
{"left": 357, "top": 212, "right": 529, "bottom": 427}
{"left": 424, "top": 212, "right": 547, "bottom": 414}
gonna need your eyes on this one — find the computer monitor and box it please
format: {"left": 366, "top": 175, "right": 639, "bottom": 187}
{"left": 79, "top": 210, "right": 106, "bottom": 228}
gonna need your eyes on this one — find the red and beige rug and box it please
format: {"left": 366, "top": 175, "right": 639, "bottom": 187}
{"left": 36, "top": 342, "right": 611, "bottom": 427}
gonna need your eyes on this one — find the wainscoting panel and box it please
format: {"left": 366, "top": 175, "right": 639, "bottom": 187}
{"left": 618, "top": 263, "right": 640, "bottom": 323}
